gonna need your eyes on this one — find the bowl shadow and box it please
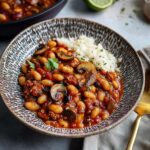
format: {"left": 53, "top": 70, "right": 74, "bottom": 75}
{"left": 0, "top": 98, "right": 83, "bottom": 150}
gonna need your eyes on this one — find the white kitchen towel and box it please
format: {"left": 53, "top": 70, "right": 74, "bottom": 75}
{"left": 83, "top": 49, "right": 150, "bottom": 150}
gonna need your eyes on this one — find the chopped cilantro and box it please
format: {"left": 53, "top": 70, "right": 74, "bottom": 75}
{"left": 91, "top": 57, "right": 94, "bottom": 60}
{"left": 129, "top": 15, "right": 133, "bottom": 19}
{"left": 120, "top": 7, "right": 125, "bottom": 13}
{"left": 45, "top": 58, "right": 58, "bottom": 71}
{"left": 45, "top": 62, "right": 51, "bottom": 70}
{"left": 133, "top": 9, "right": 138, "bottom": 14}
{"left": 80, "top": 57, "right": 85, "bottom": 61}
{"left": 27, "top": 60, "right": 35, "bottom": 69}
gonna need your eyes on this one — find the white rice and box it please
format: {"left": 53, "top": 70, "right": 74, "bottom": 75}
{"left": 57, "top": 35, "right": 119, "bottom": 72}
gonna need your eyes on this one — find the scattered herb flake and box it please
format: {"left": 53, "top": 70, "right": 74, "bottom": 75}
{"left": 133, "top": 9, "right": 138, "bottom": 14}
{"left": 125, "top": 22, "right": 129, "bottom": 26}
{"left": 27, "top": 60, "right": 35, "bottom": 69}
{"left": 120, "top": 7, "right": 125, "bottom": 13}
{"left": 80, "top": 57, "right": 85, "bottom": 61}
{"left": 129, "top": 15, "right": 133, "bottom": 19}
{"left": 45, "top": 62, "right": 51, "bottom": 71}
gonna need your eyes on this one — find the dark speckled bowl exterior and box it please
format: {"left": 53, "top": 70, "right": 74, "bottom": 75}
{"left": 0, "top": 18, "right": 144, "bottom": 137}
{"left": 0, "top": 0, "right": 67, "bottom": 38}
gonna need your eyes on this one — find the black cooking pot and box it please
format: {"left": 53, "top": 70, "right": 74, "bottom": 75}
{"left": 0, "top": 0, "right": 67, "bottom": 38}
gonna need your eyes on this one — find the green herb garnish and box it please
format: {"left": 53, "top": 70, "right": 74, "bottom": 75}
{"left": 45, "top": 58, "right": 59, "bottom": 71}
{"left": 91, "top": 57, "right": 94, "bottom": 60}
{"left": 27, "top": 60, "right": 35, "bottom": 69}
{"left": 133, "top": 9, "right": 138, "bottom": 14}
{"left": 45, "top": 62, "right": 51, "bottom": 70}
{"left": 120, "top": 7, "right": 125, "bottom": 13}
{"left": 81, "top": 57, "right": 85, "bottom": 61}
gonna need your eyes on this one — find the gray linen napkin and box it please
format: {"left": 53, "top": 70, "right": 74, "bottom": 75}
{"left": 83, "top": 48, "right": 150, "bottom": 150}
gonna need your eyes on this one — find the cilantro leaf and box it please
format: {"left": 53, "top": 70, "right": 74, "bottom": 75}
{"left": 45, "top": 58, "right": 59, "bottom": 71}
{"left": 27, "top": 60, "right": 35, "bottom": 69}
{"left": 45, "top": 62, "right": 51, "bottom": 71}
{"left": 48, "top": 58, "right": 59, "bottom": 70}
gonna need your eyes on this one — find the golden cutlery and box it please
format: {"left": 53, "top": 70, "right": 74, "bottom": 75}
{"left": 126, "top": 50, "right": 150, "bottom": 150}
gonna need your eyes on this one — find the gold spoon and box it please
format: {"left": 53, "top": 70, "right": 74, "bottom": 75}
{"left": 126, "top": 50, "right": 150, "bottom": 150}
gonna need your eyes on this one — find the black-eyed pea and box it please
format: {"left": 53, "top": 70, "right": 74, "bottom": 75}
{"left": 89, "top": 85, "right": 96, "bottom": 93}
{"left": 51, "top": 47, "right": 57, "bottom": 52}
{"left": 97, "top": 90, "right": 105, "bottom": 101}
{"left": 30, "top": 70, "right": 42, "bottom": 81}
{"left": 52, "top": 73, "right": 64, "bottom": 81}
{"left": 0, "top": 13, "right": 7, "bottom": 21}
{"left": 31, "top": 7, "right": 39, "bottom": 13}
{"left": 48, "top": 104, "right": 63, "bottom": 114}
{"left": 91, "top": 107, "right": 101, "bottom": 119}
{"left": 59, "top": 119, "right": 69, "bottom": 128}
{"left": 77, "top": 101, "right": 86, "bottom": 112}
{"left": 101, "top": 79, "right": 110, "bottom": 91}
{"left": 48, "top": 40, "right": 57, "bottom": 48}
{"left": 112, "top": 81, "right": 119, "bottom": 89}
{"left": 45, "top": 120, "right": 59, "bottom": 127}
{"left": 58, "top": 63, "right": 64, "bottom": 70}
{"left": 62, "top": 66, "right": 73, "bottom": 74}
{"left": 18, "top": 76, "right": 26, "bottom": 86}
{"left": 73, "top": 96, "right": 80, "bottom": 102}
{"left": 1, "top": 2, "right": 10, "bottom": 10}
{"left": 24, "top": 101, "right": 40, "bottom": 111}
{"left": 47, "top": 51, "right": 56, "bottom": 58}
{"left": 107, "top": 72, "right": 117, "bottom": 81}
{"left": 112, "top": 91, "right": 119, "bottom": 100}
{"left": 67, "top": 85, "right": 78, "bottom": 95}
{"left": 84, "top": 91, "right": 96, "bottom": 99}
{"left": 14, "top": 7, "right": 23, "bottom": 13}
{"left": 39, "top": 57, "right": 48, "bottom": 64}
{"left": 37, "top": 94, "right": 47, "bottom": 104}
{"left": 76, "top": 114, "right": 84, "bottom": 123}
{"left": 45, "top": 120, "right": 52, "bottom": 125}
{"left": 41, "top": 79, "right": 53, "bottom": 86}
{"left": 101, "top": 110, "right": 109, "bottom": 120}
{"left": 21, "top": 64, "right": 28, "bottom": 73}
{"left": 75, "top": 74, "right": 81, "bottom": 80}
{"left": 77, "top": 123, "right": 84, "bottom": 128}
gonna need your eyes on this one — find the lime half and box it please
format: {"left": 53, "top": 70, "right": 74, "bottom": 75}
{"left": 84, "top": 0, "right": 114, "bottom": 11}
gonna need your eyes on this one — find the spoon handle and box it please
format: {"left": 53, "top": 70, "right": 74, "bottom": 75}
{"left": 126, "top": 115, "right": 142, "bottom": 150}
{"left": 138, "top": 50, "right": 150, "bottom": 65}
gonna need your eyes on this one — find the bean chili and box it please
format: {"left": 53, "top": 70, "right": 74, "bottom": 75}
{"left": 18, "top": 40, "right": 123, "bottom": 128}
{"left": 0, "top": 0, "right": 57, "bottom": 22}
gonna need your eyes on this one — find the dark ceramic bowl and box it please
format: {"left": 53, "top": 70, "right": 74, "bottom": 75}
{"left": 0, "top": 18, "right": 145, "bottom": 137}
{"left": 0, "top": 0, "right": 67, "bottom": 38}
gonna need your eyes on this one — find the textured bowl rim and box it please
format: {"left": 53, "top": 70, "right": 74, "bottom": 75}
{"left": 0, "top": 18, "right": 145, "bottom": 138}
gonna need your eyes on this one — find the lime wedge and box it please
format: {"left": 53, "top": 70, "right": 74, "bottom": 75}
{"left": 84, "top": 0, "right": 114, "bottom": 11}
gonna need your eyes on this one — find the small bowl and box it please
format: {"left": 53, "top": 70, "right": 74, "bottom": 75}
{"left": 0, "top": 18, "right": 145, "bottom": 137}
{"left": 0, "top": 0, "right": 67, "bottom": 38}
